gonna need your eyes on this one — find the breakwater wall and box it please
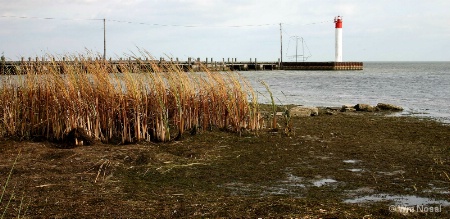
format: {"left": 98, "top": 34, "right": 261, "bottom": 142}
{"left": 0, "top": 56, "right": 363, "bottom": 74}
{"left": 283, "top": 62, "right": 363, "bottom": 70}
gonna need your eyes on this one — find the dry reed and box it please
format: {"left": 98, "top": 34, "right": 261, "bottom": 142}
{"left": 0, "top": 52, "right": 260, "bottom": 143}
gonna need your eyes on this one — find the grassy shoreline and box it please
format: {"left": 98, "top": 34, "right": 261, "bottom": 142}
{"left": 1, "top": 54, "right": 449, "bottom": 217}
{"left": 0, "top": 55, "right": 260, "bottom": 144}
{"left": 1, "top": 110, "right": 449, "bottom": 218}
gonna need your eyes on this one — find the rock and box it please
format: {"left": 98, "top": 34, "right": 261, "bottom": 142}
{"left": 354, "top": 103, "right": 376, "bottom": 112}
{"left": 341, "top": 107, "right": 356, "bottom": 112}
{"left": 342, "top": 104, "right": 354, "bottom": 109}
{"left": 326, "top": 107, "right": 342, "bottom": 111}
{"left": 289, "top": 106, "right": 319, "bottom": 117}
{"left": 377, "top": 103, "right": 403, "bottom": 111}
{"left": 341, "top": 105, "right": 356, "bottom": 112}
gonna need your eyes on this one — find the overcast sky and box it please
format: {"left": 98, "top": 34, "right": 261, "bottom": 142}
{"left": 1, "top": 0, "right": 449, "bottom": 61}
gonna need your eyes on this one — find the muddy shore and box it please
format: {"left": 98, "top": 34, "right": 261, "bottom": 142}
{"left": 1, "top": 108, "right": 449, "bottom": 218}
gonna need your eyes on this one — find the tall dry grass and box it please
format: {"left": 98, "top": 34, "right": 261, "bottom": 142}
{"left": 0, "top": 53, "right": 260, "bottom": 143}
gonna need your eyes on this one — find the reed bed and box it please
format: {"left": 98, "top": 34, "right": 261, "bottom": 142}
{"left": 0, "top": 53, "right": 260, "bottom": 143}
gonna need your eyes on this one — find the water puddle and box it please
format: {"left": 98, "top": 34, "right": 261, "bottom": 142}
{"left": 222, "top": 173, "right": 342, "bottom": 197}
{"left": 424, "top": 186, "right": 450, "bottom": 195}
{"left": 261, "top": 173, "right": 306, "bottom": 196}
{"left": 343, "top": 160, "right": 360, "bottom": 164}
{"left": 220, "top": 182, "right": 258, "bottom": 196}
{"left": 282, "top": 173, "right": 305, "bottom": 187}
{"left": 378, "top": 170, "right": 405, "bottom": 176}
{"left": 344, "top": 193, "right": 450, "bottom": 206}
{"left": 316, "top": 156, "right": 331, "bottom": 160}
{"left": 260, "top": 187, "right": 292, "bottom": 196}
{"left": 312, "top": 178, "right": 337, "bottom": 187}
{"left": 346, "top": 187, "right": 376, "bottom": 196}
{"left": 220, "top": 172, "right": 306, "bottom": 197}
{"left": 343, "top": 160, "right": 363, "bottom": 173}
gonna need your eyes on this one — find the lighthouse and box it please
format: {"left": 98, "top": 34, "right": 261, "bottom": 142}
{"left": 334, "top": 16, "right": 343, "bottom": 62}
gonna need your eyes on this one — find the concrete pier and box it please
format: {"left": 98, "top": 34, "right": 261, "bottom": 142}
{"left": 282, "top": 62, "right": 363, "bottom": 70}
{"left": 0, "top": 56, "right": 363, "bottom": 74}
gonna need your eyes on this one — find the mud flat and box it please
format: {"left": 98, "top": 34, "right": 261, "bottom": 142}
{"left": 0, "top": 108, "right": 449, "bottom": 218}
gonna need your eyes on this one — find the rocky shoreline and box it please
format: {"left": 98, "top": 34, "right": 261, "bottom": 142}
{"left": 283, "top": 102, "right": 404, "bottom": 118}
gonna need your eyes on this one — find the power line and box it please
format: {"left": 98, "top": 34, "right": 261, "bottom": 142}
{"left": 0, "top": 15, "right": 102, "bottom": 21}
{"left": 1, "top": 15, "right": 278, "bottom": 28}
{"left": 284, "top": 19, "right": 332, "bottom": 26}
{"left": 108, "top": 19, "right": 278, "bottom": 28}
{"left": 1, "top": 15, "right": 330, "bottom": 29}
{"left": 1, "top": 14, "right": 329, "bottom": 61}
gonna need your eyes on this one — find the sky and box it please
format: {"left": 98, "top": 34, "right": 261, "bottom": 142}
{"left": 1, "top": 0, "right": 450, "bottom": 61}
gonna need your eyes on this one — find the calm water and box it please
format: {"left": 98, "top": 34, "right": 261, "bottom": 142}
{"left": 241, "top": 62, "right": 450, "bottom": 123}
{"left": 2, "top": 62, "right": 449, "bottom": 123}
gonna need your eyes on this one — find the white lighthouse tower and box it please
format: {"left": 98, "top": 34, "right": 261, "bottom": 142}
{"left": 334, "top": 16, "right": 343, "bottom": 62}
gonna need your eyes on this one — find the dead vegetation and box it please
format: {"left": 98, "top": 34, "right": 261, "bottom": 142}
{"left": 0, "top": 111, "right": 449, "bottom": 218}
{"left": 0, "top": 52, "right": 260, "bottom": 144}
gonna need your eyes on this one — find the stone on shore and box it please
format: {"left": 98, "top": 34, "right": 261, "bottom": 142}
{"left": 341, "top": 105, "right": 356, "bottom": 112}
{"left": 289, "top": 106, "right": 319, "bottom": 117}
{"left": 354, "top": 103, "right": 376, "bottom": 112}
{"left": 377, "top": 103, "right": 403, "bottom": 111}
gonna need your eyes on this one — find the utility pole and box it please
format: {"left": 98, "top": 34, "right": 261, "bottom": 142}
{"left": 279, "top": 23, "right": 283, "bottom": 69}
{"left": 103, "top": 18, "right": 106, "bottom": 60}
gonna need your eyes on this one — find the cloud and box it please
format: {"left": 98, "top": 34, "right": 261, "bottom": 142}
{"left": 1, "top": 0, "right": 450, "bottom": 61}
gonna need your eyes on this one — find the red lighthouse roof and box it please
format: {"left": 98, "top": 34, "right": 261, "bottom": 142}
{"left": 334, "top": 16, "right": 343, "bottom": 28}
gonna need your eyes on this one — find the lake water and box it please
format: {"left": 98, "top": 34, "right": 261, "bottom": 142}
{"left": 2, "top": 62, "right": 449, "bottom": 123}
{"left": 240, "top": 62, "right": 450, "bottom": 123}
